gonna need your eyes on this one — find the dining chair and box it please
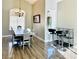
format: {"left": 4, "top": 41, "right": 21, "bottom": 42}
{"left": 11, "top": 29, "right": 23, "bottom": 47}
{"left": 48, "top": 29, "right": 56, "bottom": 44}
{"left": 23, "top": 31, "right": 32, "bottom": 49}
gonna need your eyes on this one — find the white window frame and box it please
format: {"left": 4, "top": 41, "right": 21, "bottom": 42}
{"left": 9, "top": 9, "right": 25, "bottom": 30}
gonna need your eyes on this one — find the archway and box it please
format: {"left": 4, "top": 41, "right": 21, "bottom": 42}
{"left": 9, "top": 8, "right": 25, "bottom": 30}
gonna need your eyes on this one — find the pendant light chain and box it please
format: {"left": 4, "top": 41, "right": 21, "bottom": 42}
{"left": 18, "top": 0, "right": 24, "bottom": 17}
{"left": 19, "top": 0, "right": 21, "bottom": 11}
{"left": 19, "top": 0, "right": 21, "bottom": 17}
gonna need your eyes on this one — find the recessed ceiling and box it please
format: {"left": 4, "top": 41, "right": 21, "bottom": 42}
{"left": 25, "top": 0, "right": 38, "bottom": 4}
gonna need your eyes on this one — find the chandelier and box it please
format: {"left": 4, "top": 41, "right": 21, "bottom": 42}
{"left": 15, "top": 0, "right": 24, "bottom": 17}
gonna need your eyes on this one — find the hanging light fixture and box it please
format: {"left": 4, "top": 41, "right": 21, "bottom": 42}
{"left": 15, "top": 0, "right": 24, "bottom": 17}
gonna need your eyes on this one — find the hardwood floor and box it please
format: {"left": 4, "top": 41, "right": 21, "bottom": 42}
{"left": 2, "top": 37, "right": 9, "bottom": 59}
{"left": 12, "top": 37, "right": 45, "bottom": 59}
{"left": 2, "top": 36, "right": 66, "bottom": 59}
{"left": 2, "top": 37, "right": 45, "bottom": 59}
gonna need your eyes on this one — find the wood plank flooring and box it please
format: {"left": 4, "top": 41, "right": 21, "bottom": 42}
{"left": 2, "top": 37, "right": 45, "bottom": 59}
{"left": 2, "top": 37, "right": 9, "bottom": 59}
{"left": 2, "top": 36, "right": 66, "bottom": 59}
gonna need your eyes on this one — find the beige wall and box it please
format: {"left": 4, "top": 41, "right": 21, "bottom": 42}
{"left": 32, "top": 0, "right": 45, "bottom": 39}
{"left": 57, "top": 0, "right": 77, "bottom": 45}
{"left": 2, "top": 0, "right": 32, "bottom": 35}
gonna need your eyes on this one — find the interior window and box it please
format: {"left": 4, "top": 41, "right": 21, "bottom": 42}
{"left": 9, "top": 9, "right": 25, "bottom": 30}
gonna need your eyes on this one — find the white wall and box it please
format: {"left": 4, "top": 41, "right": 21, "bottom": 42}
{"left": 45, "top": 0, "right": 57, "bottom": 42}
{"left": 2, "top": 0, "right": 32, "bottom": 35}
{"left": 32, "top": 0, "right": 45, "bottom": 39}
{"left": 57, "top": 0, "right": 77, "bottom": 46}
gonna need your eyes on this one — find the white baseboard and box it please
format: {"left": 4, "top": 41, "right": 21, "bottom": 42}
{"left": 2, "top": 35, "right": 12, "bottom": 38}
{"left": 33, "top": 34, "right": 44, "bottom": 42}
{"left": 2, "top": 34, "right": 45, "bottom": 42}
{"left": 33, "top": 34, "right": 53, "bottom": 42}
{"left": 45, "top": 40, "right": 53, "bottom": 42}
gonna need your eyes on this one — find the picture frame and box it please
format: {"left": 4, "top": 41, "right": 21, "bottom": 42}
{"left": 33, "top": 14, "right": 40, "bottom": 23}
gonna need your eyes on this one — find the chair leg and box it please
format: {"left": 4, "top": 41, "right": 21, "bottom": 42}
{"left": 22, "top": 40, "right": 24, "bottom": 50}
{"left": 23, "top": 44, "right": 24, "bottom": 50}
{"left": 12, "top": 41, "right": 13, "bottom": 47}
{"left": 28, "top": 42, "right": 30, "bottom": 47}
{"left": 12, "top": 38, "right": 14, "bottom": 47}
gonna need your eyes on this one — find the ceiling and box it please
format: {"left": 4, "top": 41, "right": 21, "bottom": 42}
{"left": 25, "top": 0, "right": 38, "bottom": 4}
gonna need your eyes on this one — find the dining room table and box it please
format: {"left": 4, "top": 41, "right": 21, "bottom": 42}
{"left": 13, "top": 28, "right": 33, "bottom": 47}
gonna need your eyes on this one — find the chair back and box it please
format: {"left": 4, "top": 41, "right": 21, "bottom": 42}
{"left": 24, "top": 32, "right": 31, "bottom": 40}
{"left": 48, "top": 29, "right": 56, "bottom": 34}
{"left": 56, "top": 31, "right": 63, "bottom": 36}
{"left": 10, "top": 28, "right": 16, "bottom": 39}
